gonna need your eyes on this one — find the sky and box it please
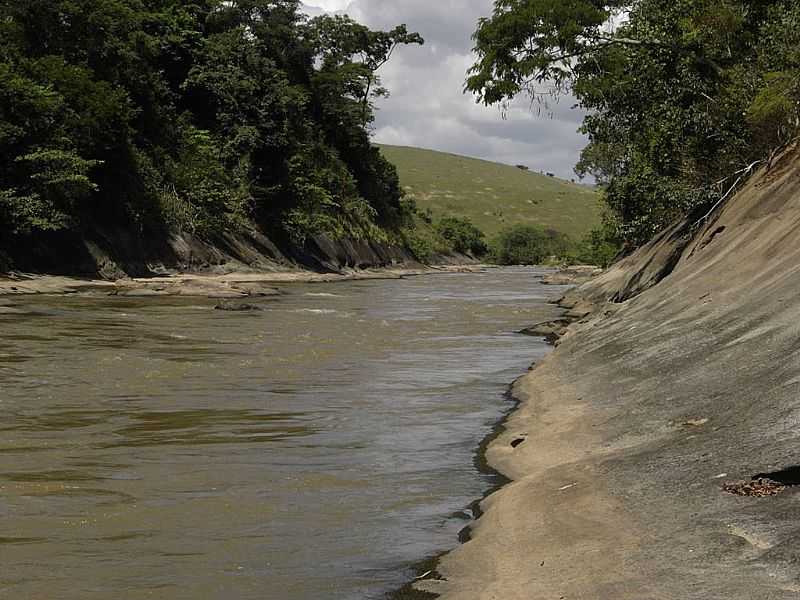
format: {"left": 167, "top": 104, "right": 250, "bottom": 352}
{"left": 302, "top": 0, "right": 589, "bottom": 179}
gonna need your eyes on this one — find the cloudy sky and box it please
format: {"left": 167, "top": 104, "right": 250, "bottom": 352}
{"left": 303, "top": 0, "right": 589, "bottom": 179}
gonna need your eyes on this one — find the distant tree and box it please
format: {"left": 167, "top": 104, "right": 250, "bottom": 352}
{"left": 490, "top": 224, "right": 571, "bottom": 265}
{"left": 435, "top": 216, "right": 488, "bottom": 256}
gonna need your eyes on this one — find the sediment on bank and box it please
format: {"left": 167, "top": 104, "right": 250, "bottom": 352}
{"left": 411, "top": 147, "right": 800, "bottom": 599}
{"left": 0, "top": 264, "right": 487, "bottom": 298}
{"left": 0, "top": 224, "right": 483, "bottom": 297}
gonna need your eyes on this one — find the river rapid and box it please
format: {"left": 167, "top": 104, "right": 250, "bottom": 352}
{"left": 0, "top": 268, "right": 565, "bottom": 600}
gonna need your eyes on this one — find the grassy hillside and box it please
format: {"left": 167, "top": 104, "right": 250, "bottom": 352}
{"left": 379, "top": 145, "right": 602, "bottom": 240}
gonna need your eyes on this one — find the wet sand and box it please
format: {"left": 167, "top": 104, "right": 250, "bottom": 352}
{"left": 414, "top": 353, "right": 648, "bottom": 599}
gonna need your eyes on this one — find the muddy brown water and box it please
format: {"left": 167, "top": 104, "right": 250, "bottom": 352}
{"left": 0, "top": 268, "right": 564, "bottom": 599}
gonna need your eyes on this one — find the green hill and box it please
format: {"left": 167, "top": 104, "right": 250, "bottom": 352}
{"left": 379, "top": 145, "right": 602, "bottom": 240}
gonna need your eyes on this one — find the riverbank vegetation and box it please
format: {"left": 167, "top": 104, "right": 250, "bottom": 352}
{"left": 0, "top": 1, "right": 428, "bottom": 266}
{"left": 402, "top": 213, "right": 618, "bottom": 267}
{"left": 468, "top": 0, "right": 800, "bottom": 251}
{"left": 489, "top": 225, "right": 570, "bottom": 266}
{"left": 379, "top": 144, "right": 612, "bottom": 266}
{"left": 483, "top": 222, "right": 618, "bottom": 267}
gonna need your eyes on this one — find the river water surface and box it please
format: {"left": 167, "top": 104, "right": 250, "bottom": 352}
{"left": 1, "top": 268, "right": 564, "bottom": 599}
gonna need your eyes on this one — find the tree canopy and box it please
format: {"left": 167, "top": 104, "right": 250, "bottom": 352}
{"left": 468, "top": 0, "right": 800, "bottom": 246}
{"left": 0, "top": 0, "right": 423, "bottom": 250}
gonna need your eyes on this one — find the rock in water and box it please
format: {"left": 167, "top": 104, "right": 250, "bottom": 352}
{"left": 519, "top": 319, "right": 570, "bottom": 344}
{"left": 214, "top": 302, "right": 263, "bottom": 312}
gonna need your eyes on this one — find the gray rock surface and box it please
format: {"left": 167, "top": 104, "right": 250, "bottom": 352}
{"left": 418, "top": 146, "right": 800, "bottom": 599}
{"left": 518, "top": 320, "right": 571, "bottom": 344}
{"left": 1, "top": 225, "right": 423, "bottom": 280}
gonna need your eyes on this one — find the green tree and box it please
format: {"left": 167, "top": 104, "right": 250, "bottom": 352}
{"left": 435, "top": 217, "right": 488, "bottom": 256}
{"left": 1, "top": 149, "right": 100, "bottom": 234}
{"left": 0, "top": 0, "right": 424, "bottom": 263}
{"left": 490, "top": 225, "right": 571, "bottom": 265}
{"left": 310, "top": 15, "right": 423, "bottom": 127}
{"left": 468, "top": 0, "right": 800, "bottom": 247}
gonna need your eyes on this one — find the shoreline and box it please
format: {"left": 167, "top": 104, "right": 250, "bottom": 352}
{"left": 402, "top": 150, "right": 800, "bottom": 599}
{"left": 390, "top": 381, "right": 523, "bottom": 600}
{"left": 391, "top": 277, "right": 579, "bottom": 600}
{"left": 410, "top": 306, "right": 643, "bottom": 599}
{"left": 0, "top": 264, "right": 488, "bottom": 299}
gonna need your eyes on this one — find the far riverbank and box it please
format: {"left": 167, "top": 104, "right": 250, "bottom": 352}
{"left": 0, "top": 264, "right": 486, "bottom": 299}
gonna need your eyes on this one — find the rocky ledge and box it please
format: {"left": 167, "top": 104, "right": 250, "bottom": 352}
{"left": 0, "top": 265, "right": 484, "bottom": 298}
{"left": 414, "top": 146, "right": 800, "bottom": 599}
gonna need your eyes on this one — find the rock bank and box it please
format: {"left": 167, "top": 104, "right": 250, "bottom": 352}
{"left": 540, "top": 264, "right": 603, "bottom": 286}
{"left": 1, "top": 226, "right": 422, "bottom": 280}
{"left": 0, "top": 265, "right": 483, "bottom": 298}
{"left": 415, "top": 147, "right": 800, "bottom": 599}
{"left": 0, "top": 223, "right": 486, "bottom": 297}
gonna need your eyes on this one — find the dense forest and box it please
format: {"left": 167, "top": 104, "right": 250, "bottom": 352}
{"left": 5, "top": 1, "right": 797, "bottom": 272}
{"left": 0, "top": 1, "right": 424, "bottom": 270}
{"left": 468, "top": 0, "right": 800, "bottom": 249}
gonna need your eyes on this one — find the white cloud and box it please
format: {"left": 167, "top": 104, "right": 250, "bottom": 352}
{"left": 303, "top": 0, "right": 590, "bottom": 180}
{"left": 304, "top": 0, "right": 352, "bottom": 12}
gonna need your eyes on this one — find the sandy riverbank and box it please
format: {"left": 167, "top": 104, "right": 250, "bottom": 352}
{"left": 0, "top": 265, "right": 486, "bottom": 298}
{"left": 416, "top": 353, "right": 646, "bottom": 599}
{"left": 409, "top": 147, "right": 800, "bottom": 599}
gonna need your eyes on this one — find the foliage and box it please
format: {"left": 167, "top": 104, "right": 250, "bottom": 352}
{"left": 490, "top": 225, "right": 572, "bottom": 266}
{"left": 1, "top": 149, "right": 100, "bottom": 234}
{"left": 568, "top": 220, "right": 623, "bottom": 268}
{"left": 397, "top": 206, "right": 461, "bottom": 263}
{"left": 402, "top": 226, "right": 437, "bottom": 263}
{"left": 435, "top": 217, "right": 488, "bottom": 256}
{"left": 468, "top": 0, "right": 800, "bottom": 246}
{"left": 747, "top": 72, "right": 800, "bottom": 149}
{"left": 0, "top": 0, "right": 422, "bottom": 248}
{"left": 396, "top": 201, "right": 489, "bottom": 263}
{"left": 310, "top": 15, "right": 423, "bottom": 127}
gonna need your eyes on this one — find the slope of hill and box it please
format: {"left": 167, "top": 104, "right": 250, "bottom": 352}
{"left": 379, "top": 145, "right": 602, "bottom": 240}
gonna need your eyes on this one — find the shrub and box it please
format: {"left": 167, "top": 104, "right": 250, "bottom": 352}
{"left": 0, "top": 149, "right": 100, "bottom": 234}
{"left": 490, "top": 225, "right": 571, "bottom": 265}
{"left": 402, "top": 228, "right": 436, "bottom": 263}
{"left": 435, "top": 216, "right": 488, "bottom": 256}
{"left": 569, "top": 228, "right": 621, "bottom": 268}
{"left": 747, "top": 71, "right": 800, "bottom": 149}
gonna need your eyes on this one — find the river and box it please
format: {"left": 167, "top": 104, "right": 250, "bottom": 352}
{"left": 0, "top": 268, "right": 565, "bottom": 599}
